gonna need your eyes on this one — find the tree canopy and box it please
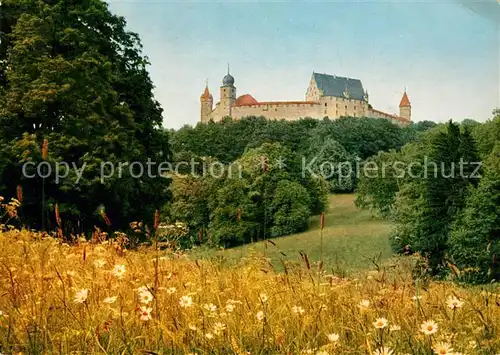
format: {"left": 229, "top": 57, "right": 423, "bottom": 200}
{"left": 0, "top": 0, "right": 170, "bottom": 232}
{"left": 170, "top": 116, "right": 434, "bottom": 165}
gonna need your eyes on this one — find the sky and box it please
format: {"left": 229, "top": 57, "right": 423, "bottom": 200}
{"left": 108, "top": 0, "right": 500, "bottom": 129}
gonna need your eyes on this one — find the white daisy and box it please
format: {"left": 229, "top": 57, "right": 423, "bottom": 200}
{"left": 327, "top": 333, "right": 339, "bottom": 342}
{"left": 103, "top": 296, "right": 117, "bottom": 304}
{"left": 74, "top": 289, "right": 89, "bottom": 304}
{"left": 138, "top": 306, "right": 152, "bottom": 321}
{"left": 112, "top": 264, "right": 126, "bottom": 279}
{"left": 179, "top": 295, "right": 193, "bottom": 308}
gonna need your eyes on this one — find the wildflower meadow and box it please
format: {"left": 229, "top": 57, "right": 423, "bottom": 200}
{"left": 0, "top": 221, "right": 498, "bottom": 354}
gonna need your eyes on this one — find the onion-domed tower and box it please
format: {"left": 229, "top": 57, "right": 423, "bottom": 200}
{"left": 220, "top": 65, "right": 236, "bottom": 117}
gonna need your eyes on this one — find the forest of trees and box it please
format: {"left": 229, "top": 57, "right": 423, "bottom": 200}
{"left": 356, "top": 112, "right": 500, "bottom": 283}
{"left": 166, "top": 116, "right": 437, "bottom": 247}
{"left": 169, "top": 116, "right": 436, "bottom": 163}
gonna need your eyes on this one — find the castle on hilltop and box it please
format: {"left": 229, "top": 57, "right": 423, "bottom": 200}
{"left": 200, "top": 70, "right": 412, "bottom": 126}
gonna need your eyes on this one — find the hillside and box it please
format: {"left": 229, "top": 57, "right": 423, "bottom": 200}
{"left": 198, "top": 194, "right": 393, "bottom": 274}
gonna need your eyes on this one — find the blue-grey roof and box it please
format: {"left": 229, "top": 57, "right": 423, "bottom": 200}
{"left": 222, "top": 74, "right": 235, "bottom": 86}
{"left": 313, "top": 73, "right": 366, "bottom": 100}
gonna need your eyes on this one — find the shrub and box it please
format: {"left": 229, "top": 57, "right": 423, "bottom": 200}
{"left": 269, "top": 180, "right": 312, "bottom": 237}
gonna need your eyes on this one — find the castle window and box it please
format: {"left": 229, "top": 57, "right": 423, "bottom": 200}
{"left": 324, "top": 110, "right": 327, "bottom": 114}
{"left": 354, "top": 106, "right": 356, "bottom": 110}
{"left": 325, "top": 103, "right": 327, "bottom": 107}
{"left": 345, "top": 105, "right": 348, "bottom": 109}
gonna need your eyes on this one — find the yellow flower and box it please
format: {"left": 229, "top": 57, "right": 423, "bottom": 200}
{"left": 389, "top": 325, "right": 401, "bottom": 332}
{"left": 420, "top": 320, "right": 438, "bottom": 335}
{"left": 433, "top": 342, "right": 454, "bottom": 355}
{"left": 167, "top": 287, "right": 177, "bottom": 294}
{"left": 256, "top": 310, "right": 264, "bottom": 321}
{"left": 73, "top": 289, "right": 89, "bottom": 304}
{"left": 373, "top": 317, "right": 388, "bottom": 329}
{"left": 259, "top": 293, "right": 268, "bottom": 303}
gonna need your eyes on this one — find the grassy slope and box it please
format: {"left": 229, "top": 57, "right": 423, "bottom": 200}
{"left": 202, "top": 194, "right": 393, "bottom": 274}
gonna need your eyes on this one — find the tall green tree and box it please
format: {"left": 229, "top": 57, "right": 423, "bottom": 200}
{"left": 471, "top": 110, "right": 500, "bottom": 160}
{"left": 208, "top": 177, "right": 260, "bottom": 247}
{"left": 356, "top": 124, "right": 445, "bottom": 217}
{"left": 0, "top": 0, "right": 170, "bottom": 232}
{"left": 168, "top": 174, "right": 212, "bottom": 241}
{"left": 449, "top": 143, "right": 500, "bottom": 283}
{"left": 391, "top": 121, "right": 480, "bottom": 274}
{"left": 269, "top": 180, "right": 311, "bottom": 237}
{"left": 355, "top": 150, "right": 403, "bottom": 218}
{"left": 305, "top": 138, "right": 357, "bottom": 192}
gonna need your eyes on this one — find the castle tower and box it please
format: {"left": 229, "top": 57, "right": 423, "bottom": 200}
{"left": 399, "top": 90, "right": 411, "bottom": 121}
{"left": 220, "top": 66, "right": 236, "bottom": 117}
{"left": 200, "top": 84, "right": 213, "bottom": 123}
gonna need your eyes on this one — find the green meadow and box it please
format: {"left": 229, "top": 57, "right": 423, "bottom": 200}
{"left": 197, "top": 194, "right": 393, "bottom": 274}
